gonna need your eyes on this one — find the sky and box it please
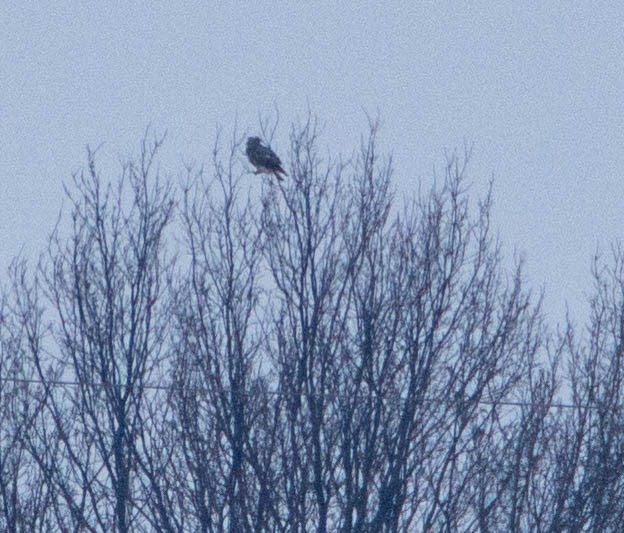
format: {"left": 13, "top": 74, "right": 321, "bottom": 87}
{"left": 2, "top": 2, "right": 624, "bottom": 324}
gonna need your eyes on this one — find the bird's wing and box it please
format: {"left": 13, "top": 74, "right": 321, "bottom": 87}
{"left": 258, "top": 145, "right": 283, "bottom": 169}
{"left": 246, "top": 146, "right": 260, "bottom": 166}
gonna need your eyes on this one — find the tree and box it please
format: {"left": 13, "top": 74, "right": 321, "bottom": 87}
{"left": 169, "top": 133, "right": 274, "bottom": 532}
{"left": 541, "top": 247, "right": 624, "bottom": 531}
{"left": 24, "top": 137, "right": 174, "bottom": 532}
{"left": 0, "top": 260, "right": 54, "bottom": 532}
{"left": 5, "top": 117, "right": 624, "bottom": 531}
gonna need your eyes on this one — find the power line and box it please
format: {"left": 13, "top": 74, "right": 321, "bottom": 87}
{"left": 0, "top": 374, "right": 593, "bottom": 411}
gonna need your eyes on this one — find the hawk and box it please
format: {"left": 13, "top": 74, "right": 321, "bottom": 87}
{"left": 246, "top": 137, "right": 288, "bottom": 181}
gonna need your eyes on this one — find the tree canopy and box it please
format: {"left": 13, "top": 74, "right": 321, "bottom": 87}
{"left": 1, "top": 121, "right": 622, "bottom": 532}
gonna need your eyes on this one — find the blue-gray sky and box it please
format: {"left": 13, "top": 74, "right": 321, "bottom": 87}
{"left": 2, "top": 2, "right": 623, "bottom": 322}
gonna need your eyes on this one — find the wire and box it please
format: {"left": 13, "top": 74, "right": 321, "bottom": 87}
{"left": 0, "top": 374, "right": 589, "bottom": 411}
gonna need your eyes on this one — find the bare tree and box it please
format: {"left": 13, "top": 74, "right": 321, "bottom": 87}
{"left": 12, "top": 117, "right": 624, "bottom": 532}
{"left": 538, "top": 247, "right": 624, "bottom": 532}
{"left": 0, "top": 260, "right": 55, "bottom": 532}
{"left": 256, "top": 121, "right": 552, "bottom": 531}
{"left": 167, "top": 133, "right": 277, "bottom": 532}
{"left": 22, "top": 137, "right": 175, "bottom": 532}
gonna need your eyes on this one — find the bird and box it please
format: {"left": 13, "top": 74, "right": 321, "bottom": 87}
{"left": 246, "top": 137, "right": 288, "bottom": 181}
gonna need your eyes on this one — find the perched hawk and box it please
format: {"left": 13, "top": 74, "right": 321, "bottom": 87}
{"left": 246, "top": 137, "right": 288, "bottom": 181}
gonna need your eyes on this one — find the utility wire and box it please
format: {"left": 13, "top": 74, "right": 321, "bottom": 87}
{"left": 0, "top": 374, "right": 591, "bottom": 411}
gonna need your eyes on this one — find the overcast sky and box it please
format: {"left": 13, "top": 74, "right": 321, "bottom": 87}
{"left": 2, "top": 2, "right": 623, "bottom": 323}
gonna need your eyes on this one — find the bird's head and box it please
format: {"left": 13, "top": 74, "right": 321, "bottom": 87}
{"left": 247, "top": 136, "right": 263, "bottom": 147}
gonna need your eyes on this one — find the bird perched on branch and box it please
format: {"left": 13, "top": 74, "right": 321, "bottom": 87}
{"left": 246, "top": 137, "right": 288, "bottom": 181}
